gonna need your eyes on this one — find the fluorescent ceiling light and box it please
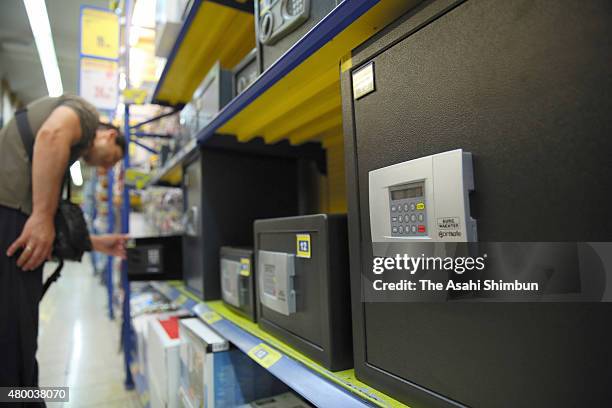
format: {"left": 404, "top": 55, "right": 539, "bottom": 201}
{"left": 23, "top": 0, "right": 63, "bottom": 97}
{"left": 70, "top": 161, "right": 83, "bottom": 187}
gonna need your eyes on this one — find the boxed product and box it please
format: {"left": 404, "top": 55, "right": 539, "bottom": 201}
{"left": 148, "top": 316, "right": 184, "bottom": 408}
{"left": 179, "top": 318, "right": 288, "bottom": 407}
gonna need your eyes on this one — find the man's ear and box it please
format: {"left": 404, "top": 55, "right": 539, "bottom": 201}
{"left": 97, "top": 128, "right": 114, "bottom": 142}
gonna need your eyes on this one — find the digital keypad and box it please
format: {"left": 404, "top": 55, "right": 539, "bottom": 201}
{"left": 389, "top": 198, "right": 427, "bottom": 237}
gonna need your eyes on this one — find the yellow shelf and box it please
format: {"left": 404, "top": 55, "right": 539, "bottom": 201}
{"left": 217, "top": 0, "right": 421, "bottom": 147}
{"left": 154, "top": 1, "right": 255, "bottom": 105}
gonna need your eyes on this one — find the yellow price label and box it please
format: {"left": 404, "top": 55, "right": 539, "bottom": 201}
{"left": 140, "top": 391, "right": 150, "bottom": 405}
{"left": 123, "top": 88, "right": 148, "bottom": 105}
{"left": 201, "top": 311, "right": 222, "bottom": 325}
{"left": 296, "top": 234, "right": 311, "bottom": 258}
{"left": 81, "top": 8, "right": 119, "bottom": 59}
{"left": 125, "top": 168, "right": 151, "bottom": 189}
{"left": 175, "top": 294, "right": 187, "bottom": 306}
{"left": 240, "top": 257, "right": 251, "bottom": 276}
{"left": 248, "top": 343, "right": 282, "bottom": 369}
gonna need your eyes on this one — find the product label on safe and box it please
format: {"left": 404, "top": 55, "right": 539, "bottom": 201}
{"left": 296, "top": 234, "right": 311, "bottom": 258}
{"left": 352, "top": 61, "right": 375, "bottom": 99}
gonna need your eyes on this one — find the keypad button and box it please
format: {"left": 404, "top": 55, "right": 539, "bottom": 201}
{"left": 391, "top": 217, "right": 397, "bottom": 222}
{"left": 418, "top": 225, "right": 426, "bottom": 233}
{"left": 411, "top": 225, "right": 417, "bottom": 233}
{"left": 410, "top": 214, "right": 417, "bottom": 222}
{"left": 392, "top": 227, "right": 398, "bottom": 233}
{"left": 410, "top": 203, "right": 416, "bottom": 211}
{"left": 416, "top": 202, "right": 425, "bottom": 210}
{"left": 398, "top": 226, "right": 404, "bottom": 233}
{"left": 391, "top": 205, "right": 396, "bottom": 212}
{"left": 418, "top": 213, "right": 424, "bottom": 222}
{"left": 403, "top": 204, "right": 409, "bottom": 211}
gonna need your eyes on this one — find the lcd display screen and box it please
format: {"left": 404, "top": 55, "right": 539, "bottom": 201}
{"left": 391, "top": 184, "right": 423, "bottom": 200}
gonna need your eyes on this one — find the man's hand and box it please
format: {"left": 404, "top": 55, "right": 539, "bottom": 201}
{"left": 7, "top": 213, "right": 55, "bottom": 271}
{"left": 91, "top": 234, "right": 129, "bottom": 259}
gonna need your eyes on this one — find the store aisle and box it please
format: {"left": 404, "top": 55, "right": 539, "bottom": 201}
{"left": 37, "top": 255, "right": 141, "bottom": 407}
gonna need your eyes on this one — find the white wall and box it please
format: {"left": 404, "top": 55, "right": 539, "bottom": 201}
{"left": 1, "top": 81, "right": 19, "bottom": 127}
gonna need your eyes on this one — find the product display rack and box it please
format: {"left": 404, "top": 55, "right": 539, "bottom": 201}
{"left": 146, "top": 281, "right": 408, "bottom": 408}
{"left": 143, "top": 0, "right": 419, "bottom": 189}
{"left": 120, "top": 1, "right": 421, "bottom": 405}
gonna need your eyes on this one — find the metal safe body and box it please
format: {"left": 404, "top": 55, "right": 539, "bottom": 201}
{"left": 254, "top": 0, "right": 339, "bottom": 72}
{"left": 220, "top": 246, "right": 256, "bottom": 321}
{"left": 192, "top": 62, "right": 232, "bottom": 133}
{"left": 341, "top": 1, "right": 612, "bottom": 407}
{"left": 181, "top": 136, "right": 325, "bottom": 300}
{"left": 127, "top": 235, "right": 183, "bottom": 281}
{"left": 182, "top": 148, "right": 300, "bottom": 300}
{"left": 232, "top": 48, "right": 259, "bottom": 97}
{"left": 254, "top": 214, "right": 352, "bottom": 371}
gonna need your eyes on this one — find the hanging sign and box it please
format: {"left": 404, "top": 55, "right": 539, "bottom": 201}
{"left": 80, "top": 7, "right": 120, "bottom": 59}
{"left": 79, "top": 58, "right": 119, "bottom": 111}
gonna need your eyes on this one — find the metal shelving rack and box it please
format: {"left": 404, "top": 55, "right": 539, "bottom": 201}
{"left": 120, "top": 1, "right": 414, "bottom": 406}
{"left": 148, "top": 281, "right": 408, "bottom": 408}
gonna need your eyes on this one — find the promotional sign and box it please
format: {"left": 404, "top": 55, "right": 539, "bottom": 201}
{"left": 79, "top": 7, "right": 119, "bottom": 112}
{"left": 80, "top": 7, "right": 120, "bottom": 59}
{"left": 79, "top": 58, "right": 119, "bottom": 111}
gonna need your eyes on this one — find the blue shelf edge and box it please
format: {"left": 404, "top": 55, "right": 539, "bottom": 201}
{"left": 130, "top": 363, "right": 151, "bottom": 408}
{"left": 149, "top": 282, "right": 373, "bottom": 408}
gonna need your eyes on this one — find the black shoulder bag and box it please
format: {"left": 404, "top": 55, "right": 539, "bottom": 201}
{"left": 15, "top": 108, "right": 92, "bottom": 296}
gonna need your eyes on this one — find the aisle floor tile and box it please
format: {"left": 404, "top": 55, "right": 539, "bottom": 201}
{"left": 38, "top": 256, "right": 141, "bottom": 408}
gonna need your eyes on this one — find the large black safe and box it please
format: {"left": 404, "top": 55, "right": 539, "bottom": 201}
{"left": 182, "top": 135, "right": 325, "bottom": 300}
{"left": 254, "top": 214, "right": 352, "bottom": 371}
{"left": 341, "top": 1, "right": 612, "bottom": 407}
{"left": 255, "top": 0, "right": 339, "bottom": 72}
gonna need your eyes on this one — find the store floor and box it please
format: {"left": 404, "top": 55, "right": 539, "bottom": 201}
{"left": 38, "top": 256, "right": 141, "bottom": 407}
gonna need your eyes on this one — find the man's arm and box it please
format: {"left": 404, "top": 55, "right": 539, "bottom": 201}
{"left": 7, "top": 106, "right": 82, "bottom": 270}
{"left": 90, "top": 234, "right": 128, "bottom": 259}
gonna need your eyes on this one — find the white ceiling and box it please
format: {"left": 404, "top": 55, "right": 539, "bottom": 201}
{"left": 0, "top": 0, "right": 108, "bottom": 104}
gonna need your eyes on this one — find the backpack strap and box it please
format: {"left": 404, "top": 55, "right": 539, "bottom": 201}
{"left": 15, "top": 108, "right": 34, "bottom": 162}
{"left": 15, "top": 107, "right": 71, "bottom": 197}
{"left": 42, "top": 259, "right": 64, "bottom": 296}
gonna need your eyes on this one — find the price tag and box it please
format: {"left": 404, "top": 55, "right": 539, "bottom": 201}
{"left": 140, "top": 391, "right": 150, "bottom": 405}
{"left": 296, "top": 234, "right": 311, "bottom": 258}
{"left": 248, "top": 343, "right": 282, "bottom": 369}
{"left": 175, "top": 294, "right": 187, "bottom": 306}
{"left": 201, "top": 311, "right": 222, "bottom": 325}
{"left": 240, "top": 257, "right": 251, "bottom": 276}
{"left": 123, "top": 88, "right": 148, "bottom": 105}
{"left": 193, "top": 303, "right": 208, "bottom": 316}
